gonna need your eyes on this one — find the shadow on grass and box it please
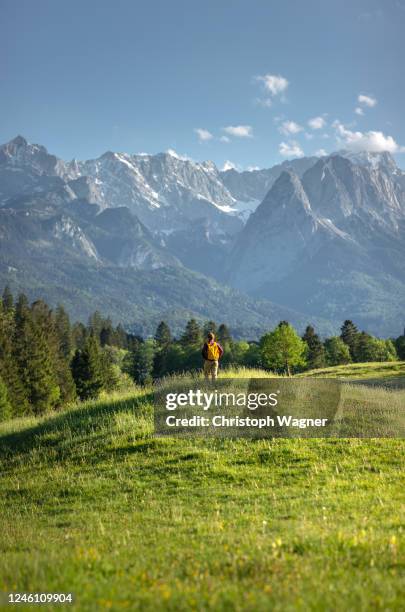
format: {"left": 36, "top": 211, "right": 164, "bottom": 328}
{"left": 0, "top": 392, "right": 154, "bottom": 461}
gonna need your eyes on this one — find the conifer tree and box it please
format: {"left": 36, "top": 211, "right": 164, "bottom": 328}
{"left": 14, "top": 297, "right": 60, "bottom": 414}
{"left": 114, "top": 323, "right": 128, "bottom": 349}
{"left": 395, "top": 334, "right": 405, "bottom": 359}
{"left": 72, "top": 322, "right": 87, "bottom": 351}
{"left": 0, "top": 299, "right": 29, "bottom": 416}
{"left": 31, "top": 300, "right": 76, "bottom": 404}
{"left": 2, "top": 286, "right": 14, "bottom": 312}
{"left": 55, "top": 305, "right": 73, "bottom": 360}
{"left": 302, "top": 325, "right": 326, "bottom": 369}
{"left": 0, "top": 375, "right": 12, "bottom": 422}
{"left": 340, "top": 320, "right": 359, "bottom": 359}
{"left": 71, "top": 335, "right": 104, "bottom": 400}
{"left": 129, "top": 340, "right": 155, "bottom": 385}
{"left": 154, "top": 321, "right": 172, "bottom": 348}
{"left": 181, "top": 319, "right": 202, "bottom": 347}
{"left": 217, "top": 323, "right": 232, "bottom": 345}
{"left": 88, "top": 311, "right": 105, "bottom": 342}
{"left": 153, "top": 322, "right": 172, "bottom": 378}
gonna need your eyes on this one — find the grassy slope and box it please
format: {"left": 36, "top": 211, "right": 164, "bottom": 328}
{"left": 299, "top": 361, "right": 405, "bottom": 379}
{"left": 0, "top": 368, "right": 404, "bottom": 611}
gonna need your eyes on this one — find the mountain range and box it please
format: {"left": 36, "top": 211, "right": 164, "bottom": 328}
{"left": 1, "top": 135, "right": 404, "bottom": 337}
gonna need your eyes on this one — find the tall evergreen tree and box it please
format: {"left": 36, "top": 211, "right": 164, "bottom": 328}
{"left": 88, "top": 311, "right": 106, "bottom": 342}
{"left": 114, "top": 323, "right": 128, "bottom": 349}
{"left": 302, "top": 325, "right": 326, "bottom": 369}
{"left": 31, "top": 300, "right": 76, "bottom": 404}
{"left": 0, "top": 375, "right": 12, "bottom": 422}
{"left": 55, "top": 305, "right": 73, "bottom": 360}
{"left": 129, "top": 340, "right": 155, "bottom": 385}
{"left": 394, "top": 334, "right": 405, "bottom": 360}
{"left": 217, "top": 323, "right": 232, "bottom": 345}
{"left": 181, "top": 319, "right": 202, "bottom": 347}
{"left": 154, "top": 321, "right": 172, "bottom": 347}
{"left": 72, "top": 322, "right": 88, "bottom": 351}
{"left": 71, "top": 335, "right": 104, "bottom": 400}
{"left": 0, "top": 300, "right": 29, "bottom": 416}
{"left": 153, "top": 322, "right": 172, "bottom": 378}
{"left": 340, "top": 320, "right": 359, "bottom": 359}
{"left": 2, "top": 286, "right": 14, "bottom": 312}
{"left": 14, "top": 298, "right": 60, "bottom": 414}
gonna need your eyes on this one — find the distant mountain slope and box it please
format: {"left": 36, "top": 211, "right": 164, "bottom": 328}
{"left": 228, "top": 154, "right": 405, "bottom": 336}
{"left": 0, "top": 236, "right": 332, "bottom": 338}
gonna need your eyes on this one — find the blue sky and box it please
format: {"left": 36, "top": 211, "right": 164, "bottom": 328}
{"left": 1, "top": 0, "right": 404, "bottom": 169}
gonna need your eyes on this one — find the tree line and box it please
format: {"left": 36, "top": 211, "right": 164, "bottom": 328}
{"left": 1, "top": 286, "right": 404, "bottom": 420}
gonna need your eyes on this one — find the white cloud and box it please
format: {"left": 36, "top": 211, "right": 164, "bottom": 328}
{"left": 222, "top": 125, "right": 253, "bottom": 138}
{"left": 279, "top": 141, "right": 304, "bottom": 158}
{"left": 333, "top": 121, "right": 405, "bottom": 153}
{"left": 219, "top": 135, "right": 230, "bottom": 143}
{"left": 304, "top": 132, "right": 314, "bottom": 140}
{"left": 222, "top": 160, "right": 239, "bottom": 171}
{"left": 315, "top": 148, "right": 328, "bottom": 157}
{"left": 354, "top": 107, "right": 364, "bottom": 116}
{"left": 194, "top": 128, "right": 213, "bottom": 142}
{"left": 247, "top": 165, "right": 260, "bottom": 171}
{"left": 279, "top": 120, "right": 303, "bottom": 136}
{"left": 256, "top": 74, "right": 289, "bottom": 96}
{"left": 308, "top": 116, "right": 326, "bottom": 130}
{"left": 358, "top": 94, "right": 377, "bottom": 107}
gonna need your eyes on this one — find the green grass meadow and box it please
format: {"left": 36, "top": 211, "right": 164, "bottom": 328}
{"left": 0, "top": 366, "right": 404, "bottom": 611}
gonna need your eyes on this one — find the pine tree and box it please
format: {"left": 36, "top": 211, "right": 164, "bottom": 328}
{"left": 153, "top": 322, "right": 172, "bottom": 378}
{"left": 72, "top": 322, "right": 88, "bottom": 351}
{"left": 0, "top": 300, "right": 29, "bottom": 416}
{"left": 71, "top": 335, "right": 104, "bottom": 400}
{"left": 2, "top": 286, "right": 14, "bottom": 312}
{"left": 0, "top": 375, "right": 12, "bottom": 422}
{"left": 114, "top": 324, "right": 128, "bottom": 349}
{"left": 55, "top": 305, "right": 72, "bottom": 360}
{"left": 14, "top": 299, "right": 60, "bottom": 414}
{"left": 129, "top": 340, "right": 156, "bottom": 385}
{"left": 181, "top": 319, "right": 202, "bottom": 347}
{"left": 217, "top": 323, "right": 232, "bottom": 345}
{"left": 302, "top": 325, "right": 326, "bottom": 369}
{"left": 154, "top": 321, "right": 172, "bottom": 348}
{"left": 395, "top": 334, "right": 405, "bottom": 360}
{"left": 31, "top": 300, "right": 76, "bottom": 405}
{"left": 88, "top": 311, "right": 105, "bottom": 342}
{"left": 340, "top": 320, "right": 359, "bottom": 359}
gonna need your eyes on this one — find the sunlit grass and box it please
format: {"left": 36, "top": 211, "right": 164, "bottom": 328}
{"left": 0, "top": 367, "right": 404, "bottom": 611}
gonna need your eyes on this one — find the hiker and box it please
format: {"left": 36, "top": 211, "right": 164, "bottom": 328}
{"left": 201, "top": 332, "right": 223, "bottom": 380}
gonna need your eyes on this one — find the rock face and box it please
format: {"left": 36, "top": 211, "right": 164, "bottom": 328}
{"left": 228, "top": 153, "right": 405, "bottom": 335}
{"left": 219, "top": 157, "right": 318, "bottom": 218}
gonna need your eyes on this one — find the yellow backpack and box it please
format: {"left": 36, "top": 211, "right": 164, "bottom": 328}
{"left": 207, "top": 341, "right": 220, "bottom": 361}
